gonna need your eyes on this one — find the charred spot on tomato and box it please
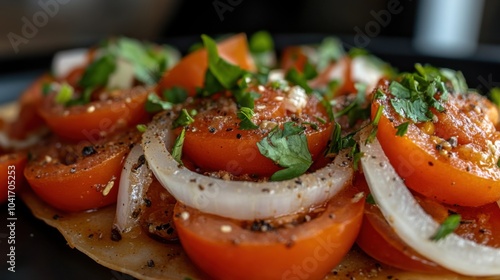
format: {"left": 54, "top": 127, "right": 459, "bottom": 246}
{"left": 147, "top": 259, "right": 155, "bottom": 268}
{"left": 248, "top": 220, "right": 275, "bottom": 232}
{"left": 81, "top": 145, "right": 97, "bottom": 157}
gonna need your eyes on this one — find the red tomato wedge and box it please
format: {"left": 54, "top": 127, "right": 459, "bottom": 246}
{"left": 157, "top": 33, "right": 256, "bottom": 96}
{"left": 372, "top": 80, "right": 500, "bottom": 206}
{"left": 24, "top": 129, "right": 140, "bottom": 212}
{"left": 38, "top": 86, "right": 149, "bottom": 141}
{"left": 180, "top": 86, "right": 333, "bottom": 177}
{"left": 173, "top": 183, "right": 364, "bottom": 280}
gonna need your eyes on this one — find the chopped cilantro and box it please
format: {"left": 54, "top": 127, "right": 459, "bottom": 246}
{"left": 350, "top": 144, "right": 363, "bottom": 171}
{"left": 171, "top": 128, "right": 186, "bottom": 165}
{"left": 55, "top": 83, "right": 74, "bottom": 105}
{"left": 348, "top": 47, "right": 369, "bottom": 58}
{"left": 269, "top": 79, "right": 289, "bottom": 91}
{"left": 334, "top": 83, "right": 370, "bottom": 126}
{"left": 316, "top": 37, "right": 344, "bottom": 71}
{"left": 366, "top": 193, "right": 376, "bottom": 205}
{"left": 173, "top": 109, "right": 195, "bottom": 129}
{"left": 145, "top": 93, "right": 173, "bottom": 113}
{"left": 202, "top": 34, "right": 245, "bottom": 90}
{"left": 78, "top": 54, "right": 116, "bottom": 89}
{"left": 42, "top": 82, "right": 52, "bottom": 96}
{"left": 237, "top": 107, "right": 259, "bottom": 130}
{"left": 430, "top": 214, "right": 461, "bottom": 241}
{"left": 387, "top": 64, "right": 456, "bottom": 124}
{"left": 112, "top": 37, "right": 169, "bottom": 85}
{"left": 489, "top": 87, "right": 500, "bottom": 107}
{"left": 395, "top": 122, "right": 410, "bottom": 137}
{"left": 163, "top": 87, "right": 188, "bottom": 104}
{"left": 327, "top": 123, "right": 356, "bottom": 156}
{"left": 249, "top": 31, "right": 274, "bottom": 53}
{"left": 233, "top": 90, "right": 261, "bottom": 109}
{"left": 302, "top": 61, "right": 318, "bottom": 80}
{"left": 285, "top": 68, "right": 313, "bottom": 94}
{"left": 257, "top": 122, "right": 312, "bottom": 181}
{"left": 136, "top": 124, "right": 147, "bottom": 133}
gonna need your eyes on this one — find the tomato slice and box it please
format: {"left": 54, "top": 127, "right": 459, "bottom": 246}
{"left": 0, "top": 152, "right": 27, "bottom": 203}
{"left": 24, "top": 129, "right": 140, "bottom": 212}
{"left": 373, "top": 80, "right": 500, "bottom": 206}
{"left": 173, "top": 183, "right": 364, "bottom": 280}
{"left": 38, "top": 86, "right": 149, "bottom": 141}
{"left": 181, "top": 86, "right": 333, "bottom": 177}
{"left": 157, "top": 33, "right": 256, "bottom": 96}
{"left": 357, "top": 191, "right": 500, "bottom": 273}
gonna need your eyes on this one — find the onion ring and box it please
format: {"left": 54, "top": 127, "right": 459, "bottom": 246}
{"left": 359, "top": 126, "right": 500, "bottom": 276}
{"left": 142, "top": 111, "right": 353, "bottom": 220}
{"left": 115, "top": 144, "right": 152, "bottom": 234}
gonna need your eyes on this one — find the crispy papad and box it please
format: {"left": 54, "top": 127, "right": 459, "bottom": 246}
{"left": 19, "top": 187, "right": 490, "bottom": 280}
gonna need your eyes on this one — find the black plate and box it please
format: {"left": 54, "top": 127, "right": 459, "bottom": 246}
{"left": 1, "top": 34, "right": 499, "bottom": 280}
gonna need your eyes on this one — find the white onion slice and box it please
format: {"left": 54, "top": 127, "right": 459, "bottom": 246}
{"left": 142, "top": 112, "right": 353, "bottom": 220}
{"left": 359, "top": 127, "right": 500, "bottom": 276}
{"left": 52, "top": 48, "right": 88, "bottom": 79}
{"left": 115, "top": 144, "right": 152, "bottom": 234}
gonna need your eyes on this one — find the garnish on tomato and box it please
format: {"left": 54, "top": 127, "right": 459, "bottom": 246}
{"left": 24, "top": 128, "right": 140, "bottom": 212}
{"left": 372, "top": 67, "right": 500, "bottom": 206}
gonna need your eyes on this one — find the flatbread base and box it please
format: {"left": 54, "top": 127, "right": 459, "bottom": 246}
{"left": 19, "top": 188, "right": 490, "bottom": 280}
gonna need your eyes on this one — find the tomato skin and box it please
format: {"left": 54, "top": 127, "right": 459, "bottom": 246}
{"left": 24, "top": 129, "right": 140, "bottom": 212}
{"left": 158, "top": 33, "right": 256, "bottom": 96}
{"left": 173, "top": 185, "right": 364, "bottom": 280}
{"left": 38, "top": 86, "right": 150, "bottom": 141}
{"left": 181, "top": 87, "right": 333, "bottom": 177}
{"left": 357, "top": 203, "right": 445, "bottom": 273}
{"left": 357, "top": 193, "right": 500, "bottom": 273}
{"left": 373, "top": 81, "right": 500, "bottom": 206}
{"left": 0, "top": 152, "right": 27, "bottom": 203}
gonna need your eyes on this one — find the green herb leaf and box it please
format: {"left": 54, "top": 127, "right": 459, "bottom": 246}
{"left": 136, "top": 124, "right": 147, "bottom": 133}
{"left": 390, "top": 98, "right": 429, "bottom": 122}
{"left": 113, "top": 37, "right": 169, "bottom": 85}
{"left": 249, "top": 31, "right": 274, "bottom": 53}
{"left": 317, "top": 37, "right": 344, "bottom": 71}
{"left": 163, "top": 87, "right": 188, "bottom": 104}
{"left": 201, "top": 34, "right": 245, "bottom": 90}
{"left": 173, "top": 109, "right": 195, "bottom": 129}
{"left": 366, "top": 193, "right": 376, "bottom": 205}
{"left": 285, "top": 68, "right": 313, "bottom": 93}
{"left": 171, "top": 128, "right": 186, "bottom": 165}
{"left": 489, "top": 88, "right": 500, "bottom": 107}
{"left": 257, "top": 122, "right": 312, "bottom": 181}
{"left": 42, "top": 82, "right": 52, "bottom": 96}
{"left": 233, "top": 90, "right": 261, "bottom": 109}
{"left": 55, "top": 83, "right": 74, "bottom": 105}
{"left": 395, "top": 122, "right": 410, "bottom": 137}
{"left": 145, "top": 93, "right": 173, "bottom": 113}
{"left": 237, "top": 107, "right": 259, "bottom": 130}
{"left": 327, "top": 122, "right": 357, "bottom": 156}
{"left": 430, "top": 214, "right": 461, "bottom": 241}
{"left": 79, "top": 54, "right": 116, "bottom": 89}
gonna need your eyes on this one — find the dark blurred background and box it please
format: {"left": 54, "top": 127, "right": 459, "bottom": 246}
{"left": 1, "top": 0, "right": 500, "bottom": 101}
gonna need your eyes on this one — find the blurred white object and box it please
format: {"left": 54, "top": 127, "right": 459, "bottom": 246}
{"left": 414, "top": 0, "right": 484, "bottom": 57}
{"left": 52, "top": 48, "right": 87, "bottom": 78}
